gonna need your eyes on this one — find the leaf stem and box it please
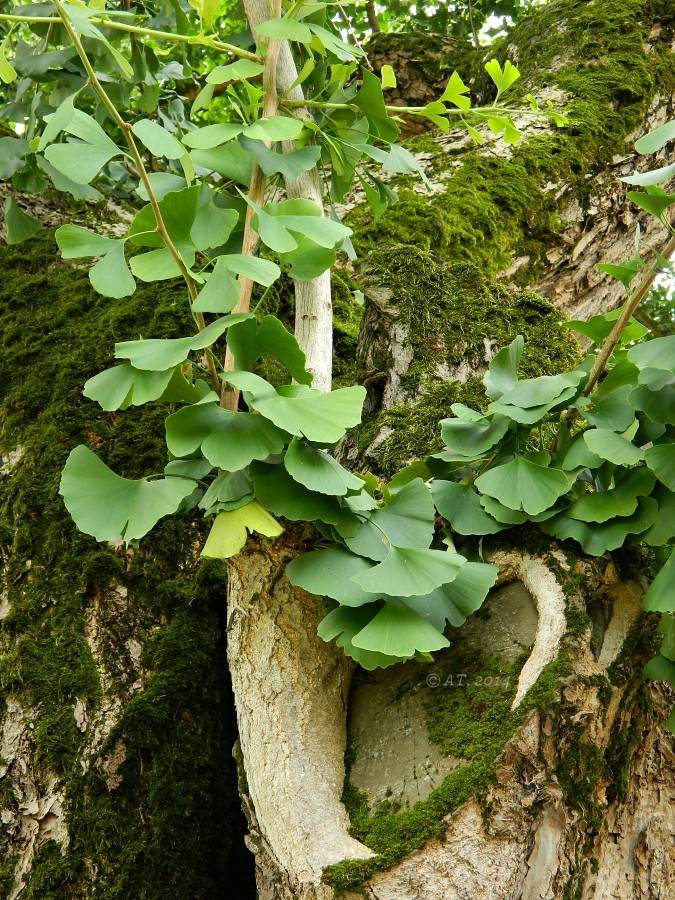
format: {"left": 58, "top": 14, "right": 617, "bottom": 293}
{"left": 0, "top": 12, "right": 262, "bottom": 61}
{"left": 52, "top": 0, "right": 221, "bottom": 393}
{"left": 582, "top": 230, "right": 675, "bottom": 398}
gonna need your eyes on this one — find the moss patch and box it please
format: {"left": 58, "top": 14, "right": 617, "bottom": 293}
{"left": 326, "top": 651, "right": 570, "bottom": 894}
{"left": 347, "top": 0, "right": 675, "bottom": 284}
{"left": 354, "top": 247, "right": 580, "bottom": 476}
{"left": 0, "top": 230, "right": 251, "bottom": 898}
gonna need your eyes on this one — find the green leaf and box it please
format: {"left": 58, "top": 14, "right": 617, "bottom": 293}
{"left": 131, "top": 119, "right": 184, "bottom": 159}
{"left": 628, "top": 335, "right": 675, "bottom": 373}
{"left": 218, "top": 294, "right": 296, "bottom": 350}
{"left": 353, "top": 547, "right": 465, "bottom": 597}
{"left": 83, "top": 364, "right": 176, "bottom": 411}
{"left": 191, "top": 82, "right": 215, "bottom": 116}
{"left": 38, "top": 93, "right": 78, "bottom": 150}
{"left": 44, "top": 141, "right": 119, "bottom": 185}
{"left": 431, "top": 480, "right": 506, "bottom": 535}
{"left": 286, "top": 547, "right": 375, "bottom": 606}
{"left": 3, "top": 198, "right": 42, "bottom": 244}
{"left": 564, "top": 310, "right": 647, "bottom": 345}
{"left": 566, "top": 467, "right": 655, "bottom": 523}
{"left": 243, "top": 116, "right": 305, "bottom": 142}
{"left": 596, "top": 260, "right": 640, "bottom": 289}
{"left": 55, "top": 224, "right": 119, "bottom": 258}
{"left": 494, "top": 370, "right": 585, "bottom": 409}
{"left": 621, "top": 162, "right": 675, "bottom": 186}
{"left": 559, "top": 433, "right": 603, "bottom": 472}
{"left": 402, "top": 562, "right": 499, "bottom": 629}
{"left": 263, "top": 199, "right": 352, "bottom": 249}
{"left": 190, "top": 143, "right": 253, "bottom": 185}
{"left": 221, "top": 254, "right": 280, "bottom": 286}
{"left": 182, "top": 124, "right": 246, "bottom": 149}
{"left": 318, "top": 604, "right": 404, "bottom": 670}
{"left": 206, "top": 59, "right": 265, "bottom": 83}
{"left": 89, "top": 243, "right": 136, "bottom": 299}
{"left": 436, "top": 415, "right": 510, "bottom": 461}
{"left": 488, "top": 116, "right": 520, "bottom": 143}
{"left": 279, "top": 237, "right": 336, "bottom": 280}
{"left": 37, "top": 155, "right": 104, "bottom": 201}
{"left": 199, "top": 470, "right": 253, "bottom": 513}
{"left": 629, "top": 384, "right": 675, "bottom": 426}
{"left": 222, "top": 372, "right": 365, "bottom": 444}
{"left": 116, "top": 316, "right": 248, "bottom": 370}
{"left": 250, "top": 461, "right": 359, "bottom": 530}
{"left": 475, "top": 455, "right": 570, "bottom": 516}
{"left": 351, "top": 597, "right": 449, "bottom": 656}
{"left": 135, "top": 172, "right": 187, "bottom": 202}
{"left": 192, "top": 258, "right": 240, "bottom": 313}
{"left": 540, "top": 497, "right": 658, "bottom": 555}
{"left": 344, "top": 479, "right": 435, "bottom": 562}
{"left": 255, "top": 18, "right": 313, "bottom": 42}
{"left": 381, "top": 64, "right": 397, "bottom": 89}
{"left": 60, "top": 445, "right": 196, "bottom": 543}
{"left": 201, "top": 502, "right": 283, "bottom": 559}
{"left": 0, "top": 38, "right": 17, "bottom": 84}
{"left": 284, "top": 438, "right": 363, "bottom": 496}
{"left": 634, "top": 119, "right": 675, "bottom": 154}
{"left": 308, "top": 24, "right": 362, "bottom": 61}
{"left": 484, "top": 335, "right": 523, "bottom": 399}
{"left": 354, "top": 68, "right": 399, "bottom": 143}
{"left": 583, "top": 429, "right": 643, "bottom": 465}
{"left": 165, "top": 402, "right": 289, "bottom": 471}
{"left": 190, "top": 200, "right": 238, "bottom": 251}
{"left": 439, "top": 70, "right": 471, "bottom": 111}
{"left": 63, "top": 110, "right": 120, "bottom": 152}
{"left": 643, "top": 551, "right": 674, "bottom": 612}
{"left": 645, "top": 444, "right": 675, "bottom": 491}
{"left": 245, "top": 141, "right": 321, "bottom": 179}
{"left": 641, "top": 486, "right": 675, "bottom": 546}
{"left": 479, "top": 495, "right": 528, "bottom": 524}
{"left": 129, "top": 248, "right": 182, "bottom": 282}
{"left": 644, "top": 654, "right": 675, "bottom": 689}
{"left": 580, "top": 384, "right": 636, "bottom": 432}
{"left": 627, "top": 189, "right": 675, "bottom": 219}
{"left": 485, "top": 59, "right": 520, "bottom": 98}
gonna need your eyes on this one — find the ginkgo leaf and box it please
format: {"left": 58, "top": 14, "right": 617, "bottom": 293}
{"left": 226, "top": 316, "right": 312, "bottom": 385}
{"left": 352, "top": 598, "right": 450, "bottom": 657}
{"left": 59, "top": 445, "right": 196, "bottom": 543}
{"left": 286, "top": 547, "right": 376, "bottom": 606}
{"left": 431, "top": 480, "right": 506, "bottom": 535}
{"left": 344, "top": 478, "right": 435, "bottom": 562}
{"left": 284, "top": 438, "right": 363, "bottom": 496}
{"left": 402, "top": 562, "right": 498, "bottom": 629}
{"left": 200, "top": 502, "right": 283, "bottom": 559}
{"left": 541, "top": 497, "right": 658, "bottom": 555}
{"left": 643, "top": 551, "right": 674, "bottom": 613}
{"left": 645, "top": 444, "right": 675, "bottom": 491}
{"left": 115, "top": 315, "right": 250, "bottom": 370}
{"left": 352, "top": 547, "right": 466, "bottom": 597}
{"left": 222, "top": 371, "right": 365, "bottom": 444}
{"left": 566, "top": 467, "right": 655, "bottom": 523}
{"left": 475, "top": 455, "right": 569, "bottom": 515}
{"left": 165, "top": 402, "right": 289, "bottom": 471}
{"left": 317, "top": 604, "right": 405, "bottom": 670}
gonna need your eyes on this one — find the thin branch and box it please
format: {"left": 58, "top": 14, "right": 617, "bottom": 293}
{"left": 582, "top": 230, "right": 675, "bottom": 398}
{"left": 335, "top": 2, "right": 373, "bottom": 71}
{"left": 53, "top": 0, "right": 221, "bottom": 393}
{"left": 0, "top": 12, "right": 262, "bottom": 61}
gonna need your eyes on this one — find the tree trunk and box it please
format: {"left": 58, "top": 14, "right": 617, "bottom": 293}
{"left": 231, "top": 0, "right": 675, "bottom": 897}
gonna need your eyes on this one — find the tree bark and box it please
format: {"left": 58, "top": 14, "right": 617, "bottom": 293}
{"left": 231, "top": 1, "right": 675, "bottom": 897}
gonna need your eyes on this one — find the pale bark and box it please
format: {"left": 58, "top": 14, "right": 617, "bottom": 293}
{"left": 243, "top": 0, "right": 333, "bottom": 392}
{"left": 342, "top": 557, "right": 675, "bottom": 900}
{"left": 226, "top": 528, "right": 374, "bottom": 899}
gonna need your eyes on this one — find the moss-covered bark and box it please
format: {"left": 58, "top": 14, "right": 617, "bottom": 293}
{"left": 0, "top": 231, "right": 253, "bottom": 898}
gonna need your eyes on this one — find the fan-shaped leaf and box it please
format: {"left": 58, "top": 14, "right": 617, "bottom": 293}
{"left": 201, "top": 502, "right": 283, "bottom": 559}
{"left": 475, "top": 455, "right": 569, "bottom": 515}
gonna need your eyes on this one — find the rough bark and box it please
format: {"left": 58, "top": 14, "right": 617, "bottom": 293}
{"left": 226, "top": 528, "right": 373, "bottom": 900}
{"left": 229, "top": 2, "right": 675, "bottom": 898}
{"left": 0, "top": 202, "right": 251, "bottom": 898}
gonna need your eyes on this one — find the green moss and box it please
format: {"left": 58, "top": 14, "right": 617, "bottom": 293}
{"left": 0, "top": 230, "right": 245, "bottom": 897}
{"left": 348, "top": 0, "right": 675, "bottom": 285}
{"left": 354, "top": 247, "right": 580, "bottom": 476}
{"left": 326, "top": 652, "right": 570, "bottom": 894}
